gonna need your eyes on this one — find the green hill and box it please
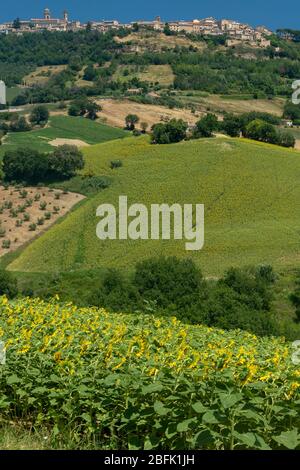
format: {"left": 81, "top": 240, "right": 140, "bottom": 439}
{"left": 0, "top": 115, "right": 127, "bottom": 156}
{"left": 7, "top": 135, "right": 300, "bottom": 276}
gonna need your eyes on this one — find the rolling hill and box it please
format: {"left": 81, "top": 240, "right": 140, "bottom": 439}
{"left": 7, "top": 135, "right": 300, "bottom": 276}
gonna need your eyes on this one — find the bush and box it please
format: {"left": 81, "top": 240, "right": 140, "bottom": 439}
{"left": 0, "top": 270, "right": 18, "bottom": 298}
{"left": 3, "top": 148, "right": 49, "bottom": 183}
{"left": 110, "top": 160, "right": 123, "bottom": 169}
{"left": 133, "top": 256, "right": 205, "bottom": 310}
{"left": 193, "top": 113, "right": 219, "bottom": 138}
{"left": 48, "top": 145, "right": 84, "bottom": 178}
{"left": 151, "top": 119, "right": 188, "bottom": 144}
{"left": 244, "top": 119, "right": 278, "bottom": 144}
{"left": 29, "top": 105, "right": 49, "bottom": 126}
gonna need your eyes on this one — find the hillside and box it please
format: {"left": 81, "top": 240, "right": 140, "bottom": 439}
{"left": 0, "top": 295, "right": 299, "bottom": 450}
{"left": 7, "top": 135, "right": 300, "bottom": 276}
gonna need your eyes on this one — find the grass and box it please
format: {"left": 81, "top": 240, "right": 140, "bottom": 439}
{"left": 0, "top": 426, "right": 49, "bottom": 450}
{"left": 7, "top": 135, "right": 300, "bottom": 276}
{"left": 114, "top": 64, "right": 174, "bottom": 87}
{"left": 0, "top": 115, "right": 128, "bottom": 156}
{"left": 176, "top": 92, "right": 285, "bottom": 116}
{"left": 6, "top": 87, "right": 21, "bottom": 103}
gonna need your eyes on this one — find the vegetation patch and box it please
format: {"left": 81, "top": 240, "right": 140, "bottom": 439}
{"left": 7, "top": 136, "right": 300, "bottom": 275}
{"left": 0, "top": 296, "right": 299, "bottom": 449}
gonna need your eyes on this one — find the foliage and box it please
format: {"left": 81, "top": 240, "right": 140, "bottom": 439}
{"left": 2, "top": 148, "right": 49, "bottom": 183}
{"left": 125, "top": 114, "right": 139, "bottom": 130}
{"left": 133, "top": 257, "right": 205, "bottom": 310}
{"left": 29, "top": 105, "right": 49, "bottom": 126}
{"left": 290, "top": 273, "right": 300, "bottom": 323}
{"left": 0, "top": 296, "right": 299, "bottom": 450}
{"left": 48, "top": 145, "right": 84, "bottom": 178}
{"left": 151, "top": 119, "right": 188, "bottom": 144}
{"left": 2, "top": 145, "right": 84, "bottom": 182}
{"left": 194, "top": 113, "right": 219, "bottom": 138}
{"left": 0, "top": 271, "right": 17, "bottom": 298}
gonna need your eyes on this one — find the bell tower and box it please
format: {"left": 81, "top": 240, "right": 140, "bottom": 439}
{"left": 44, "top": 8, "right": 51, "bottom": 20}
{"left": 63, "top": 10, "right": 68, "bottom": 23}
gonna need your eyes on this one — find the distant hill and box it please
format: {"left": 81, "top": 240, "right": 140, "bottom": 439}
{"left": 7, "top": 135, "right": 300, "bottom": 276}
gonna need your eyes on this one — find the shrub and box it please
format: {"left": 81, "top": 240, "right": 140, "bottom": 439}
{"left": 48, "top": 145, "right": 84, "bottom": 178}
{"left": 151, "top": 119, "right": 188, "bottom": 144}
{"left": 0, "top": 270, "right": 17, "bottom": 298}
{"left": 193, "top": 113, "right": 219, "bottom": 138}
{"left": 29, "top": 105, "right": 49, "bottom": 126}
{"left": 110, "top": 160, "right": 123, "bottom": 169}
{"left": 133, "top": 256, "right": 205, "bottom": 310}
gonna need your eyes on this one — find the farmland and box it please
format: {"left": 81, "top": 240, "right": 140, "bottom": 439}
{"left": 7, "top": 135, "right": 300, "bottom": 276}
{"left": 176, "top": 92, "right": 286, "bottom": 116}
{"left": 95, "top": 98, "right": 199, "bottom": 129}
{"left": 113, "top": 64, "right": 175, "bottom": 87}
{"left": 0, "top": 185, "right": 85, "bottom": 257}
{"left": 0, "top": 295, "right": 299, "bottom": 450}
{"left": 0, "top": 115, "right": 127, "bottom": 156}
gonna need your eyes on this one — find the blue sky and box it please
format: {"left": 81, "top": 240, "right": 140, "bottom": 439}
{"left": 0, "top": 0, "right": 299, "bottom": 30}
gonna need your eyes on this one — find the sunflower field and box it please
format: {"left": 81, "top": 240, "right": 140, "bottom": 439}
{"left": 0, "top": 296, "right": 299, "bottom": 450}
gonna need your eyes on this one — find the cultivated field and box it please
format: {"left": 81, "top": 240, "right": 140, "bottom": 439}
{"left": 113, "top": 64, "right": 175, "bottom": 87}
{"left": 96, "top": 98, "right": 199, "bottom": 129}
{"left": 0, "top": 296, "right": 299, "bottom": 450}
{"left": 0, "top": 115, "right": 127, "bottom": 156}
{"left": 0, "top": 185, "right": 85, "bottom": 257}
{"left": 7, "top": 135, "right": 300, "bottom": 275}
{"left": 177, "top": 92, "right": 285, "bottom": 116}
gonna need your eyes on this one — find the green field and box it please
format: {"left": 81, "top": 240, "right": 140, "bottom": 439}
{"left": 0, "top": 115, "right": 127, "bottom": 155}
{"left": 7, "top": 135, "right": 300, "bottom": 276}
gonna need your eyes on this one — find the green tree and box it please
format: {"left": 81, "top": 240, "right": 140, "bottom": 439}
{"left": 86, "top": 101, "right": 102, "bottom": 120}
{"left": 48, "top": 145, "right": 84, "bottom": 178}
{"left": 276, "top": 130, "right": 295, "bottom": 148}
{"left": 3, "top": 148, "right": 49, "bottom": 183}
{"left": 133, "top": 257, "right": 205, "bottom": 310}
{"left": 164, "top": 23, "right": 172, "bottom": 36}
{"left": 244, "top": 119, "right": 278, "bottom": 144}
{"left": 12, "top": 18, "right": 21, "bottom": 29}
{"left": 222, "top": 113, "right": 242, "bottom": 137}
{"left": 151, "top": 119, "right": 188, "bottom": 144}
{"left": 83, "top": 65, "right": 97, "bottom": 81}
{"left": 125, "top": 114, "right": 139, "bottom": 130}
{"left": 194, "top": 113, "right": 218, "bottom": 138}
{"left": 29, "top": 105, "right": 49, "bottom": 126}
{"left": 0, "top": 270, "right": 18, "bottom": 298}
{"left": 86, "top": 21, "right": 93, "bottom": 32}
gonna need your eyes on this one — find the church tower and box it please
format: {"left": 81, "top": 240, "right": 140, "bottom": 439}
{"left": 44, "top": 8, "right": 51, "bottom": 20}
{"left": 63, "top": 10, "right": 69, "bottom": 23}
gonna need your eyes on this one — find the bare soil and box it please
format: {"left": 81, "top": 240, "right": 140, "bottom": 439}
{"left": 96, "top": 98, "right": 201, "bottom": 129}
{"left": 49, "top": 138, "right": 90, "bottom": 148}
{"left": 0, "top": 186, "right": 85, "bottom": 257}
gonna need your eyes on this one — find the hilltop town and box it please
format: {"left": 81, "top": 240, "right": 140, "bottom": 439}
{"left": 0, "top": 8, "right": 273, "bottom": 47}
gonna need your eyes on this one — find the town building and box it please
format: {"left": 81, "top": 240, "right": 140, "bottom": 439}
{"left": 2, "top": 8, "right": 81, "bottom": 32}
